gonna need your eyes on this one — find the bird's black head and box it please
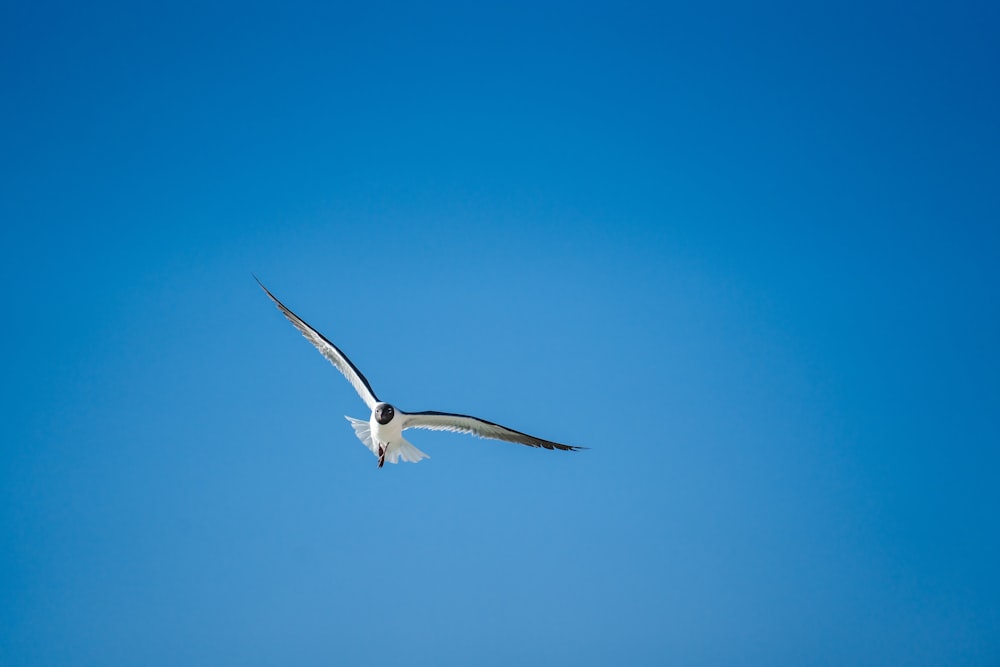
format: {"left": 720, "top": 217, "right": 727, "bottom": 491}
{"left": 374, "top": 403, "right": 395, "bottom": 425}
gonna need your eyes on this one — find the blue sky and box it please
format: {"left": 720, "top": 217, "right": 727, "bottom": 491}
{"left": 2, "top": 1, "right": 998, "bottom": 665}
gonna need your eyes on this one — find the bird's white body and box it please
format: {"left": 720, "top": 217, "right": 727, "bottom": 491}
{"left": 371, "top": 412, "right": 400, "bottom": 451}
{"left": 345, "top": 411, "right": 429, "bottom": 465}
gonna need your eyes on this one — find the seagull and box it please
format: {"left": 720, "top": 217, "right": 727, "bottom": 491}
{"left": 256, "top": 277, "right": 584, "bottom": 467}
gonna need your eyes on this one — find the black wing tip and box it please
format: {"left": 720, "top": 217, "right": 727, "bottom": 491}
{"left": 253, "top": 276, "right": 299, "bottom": 319}
{"left": 545, "top": 442, "right": 588, "bottom": 452}
{"left": 253, "top": 274, "right": 278, "bottom": 300}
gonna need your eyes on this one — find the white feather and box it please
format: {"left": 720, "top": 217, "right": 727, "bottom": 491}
{"left": 345, "top": 415, "right": 429, "bottom": 464}
{"left": 345, "top": 416, "right": 377, "bottom": 455}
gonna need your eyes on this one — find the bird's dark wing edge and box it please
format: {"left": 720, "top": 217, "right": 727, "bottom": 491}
{"left": 402, "top": 409, "right": 585, "bottom": 452}
{"left": 254, "top": 275, "right": 379, "bottom": 409}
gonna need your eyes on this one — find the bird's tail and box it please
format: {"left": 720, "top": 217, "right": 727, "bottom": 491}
{"left": 390, "top": 437, "right": 430, "bottom": 464}
{"left": 345, "top": 416, "right": 377, "bottom": 456}
{"left": 344, "top": 416, "right": 429, "bottom": 464}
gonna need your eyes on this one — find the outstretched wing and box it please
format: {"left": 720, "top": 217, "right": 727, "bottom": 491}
{"left": 256, "top": 276, "right": 379, "bottom": 410}
{"left": 401, "top": 410, "right": 583, "bottom": 451}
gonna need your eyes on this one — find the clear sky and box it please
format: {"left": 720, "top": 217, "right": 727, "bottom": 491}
{"left": 2, "top": 2, "right": 998, "bottom": 665}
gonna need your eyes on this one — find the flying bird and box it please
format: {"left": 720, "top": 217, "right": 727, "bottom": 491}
{"left": 256, "top": 277, "right": 583, "bottom": 467}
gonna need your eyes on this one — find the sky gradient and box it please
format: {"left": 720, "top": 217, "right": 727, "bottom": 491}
{"left": 2, "top": 2, "right": 999, "bottom": 665}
